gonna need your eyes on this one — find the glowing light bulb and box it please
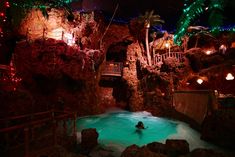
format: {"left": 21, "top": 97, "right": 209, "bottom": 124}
{"left": 197, "top": 78, "right": 203, "bottom": 84}
{"left": 226, "top": 73, "right": 234, "bottom": 80}
{"left": 205, "top": 50, "right": 212, "bottom": 55}
{"left": 165, "top": 43, "right": 169, "bottom": 48}
{"left": 5, "top": 1, "right": 10, "bottom": 8}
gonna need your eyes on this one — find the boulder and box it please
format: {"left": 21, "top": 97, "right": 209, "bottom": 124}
{"left": 188, "top": 148, "right": 227, "bottom": 157}
{"left": 165, "top": 139, "right": 190, "bottom": 157}
{"left": 121, "top": 144, "right": 140, "bottom": 157}
{"left": 81, "top": 128, "right": 99, "bottom": 151}
{"left": 121, "top": 145, "right": 166, "bottom": 157}
{"left": 136, "top": 146, "right": 167, "bottom": 157}
{"left": 201, "top": 110, "right": 235, "bottom": 149}
{"left": 147, "top": 142, "right": 167, "bottom": 154}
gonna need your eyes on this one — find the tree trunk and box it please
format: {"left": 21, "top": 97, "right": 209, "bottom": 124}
{"left": 195, "top": 36, "right": 199, "bottom": 48}
{"left": 145, "top": 23, "right": 152, "bottom": 66}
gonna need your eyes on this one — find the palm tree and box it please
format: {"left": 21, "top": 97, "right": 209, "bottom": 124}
{"left": 137, "top": 10, "right": 164, "bottom": 66}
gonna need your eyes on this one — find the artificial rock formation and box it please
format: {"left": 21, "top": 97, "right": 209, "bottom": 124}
{"left": 81, "top": 128, "right": 99, "bottom": 152}
{"left": 165, "top": 139, "right": 190, "bottom": 156}
{"left": 14, "top": 38, "right": 104, "bottom": 115}
{"left": 19, "top": 8, "right": 104, "bottom": 50}
{"left": 11, "top": 8, "right": 106, "bottom": 115}
{"left": 201, "top": 109, "right": 235, "bottom": 149}
{"left": 122, "top": 42, "right": 144, "bottom": 111}
{"left": 121, "top": 145, "right": 167, "bottom": 157}
{"left": 121, "top": 140, "right": 230, "bottom": 157}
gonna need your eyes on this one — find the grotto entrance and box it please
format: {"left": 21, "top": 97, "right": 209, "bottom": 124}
{"left": 99, "top": 41, "right": 131, "bottom": 109}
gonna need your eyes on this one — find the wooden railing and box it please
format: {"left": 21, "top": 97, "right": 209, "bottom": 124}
{"left": 101, "top": 61, "right": 123, "bottom": 77}
{"left": 0, "top": 110, "right": 77, "bottom": 157}
{"left": 153, "top": 51, "right": 184, "bottom": 65}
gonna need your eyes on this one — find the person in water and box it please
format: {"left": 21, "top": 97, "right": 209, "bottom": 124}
{"left": 135, "top": 121, "right": 145, "bottom": 129}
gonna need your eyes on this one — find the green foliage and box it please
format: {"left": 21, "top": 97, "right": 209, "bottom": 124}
{"left": 174, "top": 0, "right": 205, "bottom": 45}
{"left": 9, "top": 0, "right": 74, "bottom": 27}
{"left": 174, "top": 0, "right": 230, "bottom": 45}
{"left": 208, "top": 0, "right": 225, "bottom": 29}
{"left": 137, "top": 10, "right": 164, "bottom": 27}
{"left": 40, "top": 6, "right": 49, "bottom": 19}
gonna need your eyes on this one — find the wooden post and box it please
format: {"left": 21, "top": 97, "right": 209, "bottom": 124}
{"left": 73, "top": 113, "right": 77, "bottom": 138}
{"left": 53, "top": 120, "right": 57, "bottom": 145}
{"left": 52, "top": 110, "right": 57, "bottom": 145}
{"left": 153, "top": 49, "right": 155, "bottom": 65}
{"left": 62, "top": 31, "right": 64, "bottom": 40}
{"left": 63, "top": 120, "right": 67, "bottom": 135}
{"left": 31, "top": 126, "right": 35, "bottom": 141}
{"left": 24, "top": 128, "right": 29, "bottom": 157}
{"left": 5, "top": 120, "right": 10, "bottom": 150}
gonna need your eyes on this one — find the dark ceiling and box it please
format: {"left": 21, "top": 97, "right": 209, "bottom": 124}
{"left": 81, "top": 0, "right": 183, "bottom": 30}
{"left": 75, "top": 0, "right": 235, "bottom": 31}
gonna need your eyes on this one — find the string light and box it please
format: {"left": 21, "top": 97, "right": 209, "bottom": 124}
{"left": 0, "top": 60, "right": 22, "bottom": 91}
{"left": 0, "top": 12, "right": 5, "bottom": 17}
{"left": 205, "top": 50, "right": 212, "bottom": 55}
{"left": 11, "top": 0, "right": 72, "bottom": 9}
{"left": 5, "top": 1, "right": 10, "bottom": 8}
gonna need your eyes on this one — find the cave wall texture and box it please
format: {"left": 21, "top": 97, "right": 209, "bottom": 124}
{"left": 1, "top": 9, "right": 106, "bottom": 116}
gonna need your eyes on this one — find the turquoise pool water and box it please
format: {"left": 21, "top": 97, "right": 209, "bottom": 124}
{"left": 76, "top": 110, "right": 217, "bottom": 152}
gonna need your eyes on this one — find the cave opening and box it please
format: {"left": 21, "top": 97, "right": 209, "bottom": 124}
{"left": 106, "top": 41, "right": 128, "bottom": 62}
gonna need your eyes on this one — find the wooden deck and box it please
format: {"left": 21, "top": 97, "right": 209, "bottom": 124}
{"left": 101, "top": 62, "right": 123, "bottom": 77}
{"left": 153, "top": 51, "right": 184, "bottom": 64}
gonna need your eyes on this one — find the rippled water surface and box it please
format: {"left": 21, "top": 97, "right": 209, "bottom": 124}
{"left": 76, "top": 110, "right": 217, "bottom": 152}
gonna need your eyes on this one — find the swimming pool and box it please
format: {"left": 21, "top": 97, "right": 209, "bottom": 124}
{"left": 76, "top": 109, "right": 217, "bottom": 155}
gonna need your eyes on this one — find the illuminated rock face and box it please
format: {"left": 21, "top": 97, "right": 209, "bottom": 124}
{"left": 11, "top": 8, "right": 106, "bottom": 115}
{"left": 15, "top": 39, "right": 104, "bottom": 81}
{"left": 14, "top": 38, "right": 104, "bottom": 115}
{"left": 19, "top": 8, "right": 103, "bottom": 49}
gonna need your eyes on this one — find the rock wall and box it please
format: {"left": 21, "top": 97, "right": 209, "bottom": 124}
{"left": 1, "top": 8, "right": 109, "bottom": 116}
{"left": 14, "top": 38, "right": 104, "bottom": 115}
{"left": 19, "top": 8, "right": 104, "bottom": 50}
{"left": 201, "top": 109, "right": 235, "bottom": 149}
{"left": 123, "top": 42, "right": 144, "bottom": 111}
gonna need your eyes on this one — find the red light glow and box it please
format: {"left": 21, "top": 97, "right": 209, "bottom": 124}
{"left": 5, "top": 2, "right": 10, "bottom": 7}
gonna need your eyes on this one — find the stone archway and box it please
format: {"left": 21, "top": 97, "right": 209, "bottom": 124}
{"left": 106, "top": 41, "right": 128, "bottom": 62}
{"left": 99, "top": 41, "right": 131, "bottom": 110}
